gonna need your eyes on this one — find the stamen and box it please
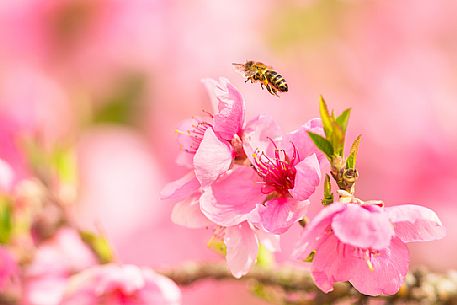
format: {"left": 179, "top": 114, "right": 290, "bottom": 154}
{"left": 253, "top": 139, "right": 299, "bottom": 196}
{"left": 177, "top": 117, "right": 212, "bottom": 154}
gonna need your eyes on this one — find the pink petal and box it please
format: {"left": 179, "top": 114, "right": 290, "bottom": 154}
{"left": 311, "top": 233, "right": 359, "bottom": 293}
{"left": 290, "top": 154, "right": 321, "bottom": 201}
{"left": 160, "top": 171, "right": 200, "bottom": 203}
{"left": 280, "top": 118, "right": 325, "bottom": 162}
{"left": 349, "top": 237, "right": 409, "bottom": 296}
{"left": 193, "top": 128, "right": 232, "bottom": 187}
{"left": 199, "top": 166, "right": 264, "bottom": 226}
{"left": 292, "top": 203, "right": 346, "bottom": 260}
{"left": 332, "top": 204, "right": 394, "bottom": 250}
{"left": 256, "top": 197, "right": 309, "bottom": 234}
{"left": 202, "top": 78, "right": 245, "bottom": 141}
{"left": 171, "top": 196, "right": 212, "bottom": 228}
{"left": 243, "top": 115, "right": 282, "bottom": 164}
{"left": 224, "top": 222, "right": 258, "bottom": 279}
{"left": 175, "top": 151, "right": 194, "bottom": 168}
{"left": 385, "top": 204, "right": 446, "bottom": 242}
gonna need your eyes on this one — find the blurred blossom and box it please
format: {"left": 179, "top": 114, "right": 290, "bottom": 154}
{"left": 60, "top": 264, "right": 181, "bottom": 305}
{"left": 76, "top": 127, "right": 165, "bottom": 242}
{"left": 0, "top": 65, "right": 72, "bottom": 141}
{"left": 23, "top": 228, "right": 96, "bottom": 305}
{"left": 0, "top": 65, "right": 73, "bottom": 184}
{"left": 0, "top": 247, "right": 16, "bottom": 290}
{"left": 0, "top": 0, "right": 165, "bottom": 91}
{"left": 0, "top": 159, "right": 14, "bottom": 193}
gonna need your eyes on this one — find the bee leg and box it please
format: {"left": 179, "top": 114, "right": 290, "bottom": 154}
{"left": 266, "top": 84, "right": 274, "bottom": 95}
{"left": 260, "top": 83, "right": 264, "bottom": 90}
{"left": 272, "top": 87, "right": 279, "bottom": 97}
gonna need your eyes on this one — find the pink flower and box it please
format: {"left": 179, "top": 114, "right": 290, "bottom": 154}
{"left": 162, "top": 78, "right": 249, "bottom": 228}
{"left": 60, "top": 264, "right": 181, "bottom": 305}
{"left": 24, "top": 228, "right": 97, "bottom": 305}
{"left": 163, "top": 78, "right": 322, "bottom": 278}
{"left": 293, "top": 202, "right": 446, "bottom": 296}
{"left": 201, "top": 117, "right": 323, "bottom": 235}
{"left": 173, "top": 77, "right": 246, "bottom": 186}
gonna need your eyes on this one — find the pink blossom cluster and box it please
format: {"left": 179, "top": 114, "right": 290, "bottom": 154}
{"left": 162, "top": 77, "right": 326, "bottom": 277}
{"left": 0, "top": 156, "right": 182, "bottom": 305}
{"left": 162, "top": 78, "right": 446, "bottom": 295}
{"left": 0, "top": 119, "right": 181, "bottom": 304}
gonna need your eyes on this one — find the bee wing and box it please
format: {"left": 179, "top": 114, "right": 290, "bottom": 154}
{"left": 232, "top": 63, "right": 255, "bottom": 77}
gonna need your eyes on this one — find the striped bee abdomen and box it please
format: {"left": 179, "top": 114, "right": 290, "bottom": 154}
{"left": 265, "top": 70, "right": 288, "bottom": 92}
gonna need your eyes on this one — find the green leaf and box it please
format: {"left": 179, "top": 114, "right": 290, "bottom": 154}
{"left": 319, "top": 96, "right": 333, "bottom": 138}
{"left": 308, "top": 131, "right": 334, "bottom": 159}
{"left": 0, "top": 198, "right": 13, "bottom": 244}
{"left": 322, "top": 174, "right": 334, "bottom": 206}
{"left": 336, "top": 108, "right": 351, "bottom": 134}
{"left": 256, "top": 244, "right": 275, "bottom": 268}
{"left": 346, "top": 135, "right": 362, "bottom": 169}
{"left": 331, "top": 123, "right": 345, "bottom": 156}
{"left": 80, "top": 231, "right": 114, "bottom": 264}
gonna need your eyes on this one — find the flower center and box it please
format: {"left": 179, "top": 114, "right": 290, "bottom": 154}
{"left": 253, "top": 139, "right": 299, "bottom": 196}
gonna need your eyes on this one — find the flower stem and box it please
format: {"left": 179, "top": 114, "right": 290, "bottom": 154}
{"left": 160, "top": 263, "right": 457, "bottom": 305}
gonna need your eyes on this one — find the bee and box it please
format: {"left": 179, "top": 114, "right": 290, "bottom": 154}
{"left": 232, "top": 61, "right": 288, "bottom": 97}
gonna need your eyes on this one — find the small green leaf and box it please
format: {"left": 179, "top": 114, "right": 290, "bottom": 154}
{"left": 80, "top": 231, "right": 114, "bottom": 264}
{"left": 308, "top": 131, "right": 334, "bottom": 159}
{"left": 207, "top": 236, "right": 227, "bottom": 256}
{"left": 331, "top": 123, "right": 345, "bottom": 156}
{"left": 0, "top": 198, "right": 13, "bottom": 244}
{"left": 336, "top": 108, "right": 351, "bottom": 134}
{"left": 346, "top": 135, "right": 362, "bottom": 169}
{"left": 322, "top": 174, "right": 334, "bottom": 206}
{"left": 319, "top": 96, "right": 333, "bottom": 138}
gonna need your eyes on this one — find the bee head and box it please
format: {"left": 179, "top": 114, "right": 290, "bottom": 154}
{"left": 245, "top": 60, "right": 254, "bottom": 68}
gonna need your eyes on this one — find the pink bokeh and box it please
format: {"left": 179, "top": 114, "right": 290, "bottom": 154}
{"left": 0, "top": 0, "right": 455, "bottom": 304}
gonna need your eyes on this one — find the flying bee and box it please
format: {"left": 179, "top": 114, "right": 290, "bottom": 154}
{"left": 232, "top": 60, "right": 288, "bottom": 97}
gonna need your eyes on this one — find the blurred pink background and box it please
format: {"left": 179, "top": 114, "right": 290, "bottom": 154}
{"left": 1, "top": 0, "right": 456, "bottom": 304}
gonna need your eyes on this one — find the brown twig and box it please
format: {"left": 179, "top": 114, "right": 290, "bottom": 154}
{"left": 160, "top": 263, "right": 457, "bottom": 305}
